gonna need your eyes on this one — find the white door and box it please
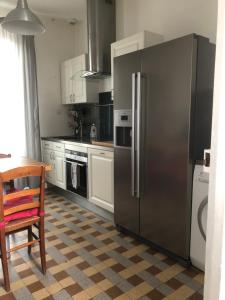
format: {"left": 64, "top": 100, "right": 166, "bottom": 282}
{"left": 54, "top": 150, "right": 66, "bottom": 190}
{"left": 88, "top": 149, "right": 114, "bottom": 212}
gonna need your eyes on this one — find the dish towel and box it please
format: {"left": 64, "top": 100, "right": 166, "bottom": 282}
{"left": 71, "top": 162, "right": 78, "bottom": 189}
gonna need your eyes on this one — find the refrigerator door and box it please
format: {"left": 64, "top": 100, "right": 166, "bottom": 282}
{"left": 140, "top": 35, "right": 197, "bottom": 259}
{"left": 114, "top": 51, "right": 141, "bottom": 234}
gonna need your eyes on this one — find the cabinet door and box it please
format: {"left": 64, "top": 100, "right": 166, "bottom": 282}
{"left": 71, "top": 55, "right": 86, "bottom": 103}
{"left": 54, "top": 150, "right": 66, "bottom": 190}
{"left": 61, "top": 60, "right": 73, "bottom": 104}
{"left": 88, "top": 149, "right": 114, "bottom": 212}
{"left": 42, "top": 149, "right": 55, "bottom": 184}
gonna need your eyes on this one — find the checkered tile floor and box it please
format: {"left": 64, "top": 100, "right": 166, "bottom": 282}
{"left": 0, "top": 191, "right": 204, "bottom": 300}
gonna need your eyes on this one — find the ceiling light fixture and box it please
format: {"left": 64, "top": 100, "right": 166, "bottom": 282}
{"left": 1, "top": 0, "right": 45, "bottom": 35}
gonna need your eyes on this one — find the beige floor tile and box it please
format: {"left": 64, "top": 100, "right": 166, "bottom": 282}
{"left": 97, "top": 279, "right": 113, "bottom": 291}
{"left": 166, "top": 285, "right": 195, "bottom": 300}
{"left": 86, "top": 285, "right": 103, "bottom": 297}
{"left": 83, "top": 267, "right": 98, "bottom": 277}
{"left": 115, "top": 294, "right": 131, "bottom": 300}
{"left": 156, "top": 264, "right": 185, "bottom": 282}
{"left": 59, "top": 276, "right": 75, "bottom": 288}
{"left": 32, "top": 288, "right": 50, "bottom": 300}
{"left": 194, "top": 273, "right": 205, "bottom": 284}
{"left": 46, "top": 282, "right": 62, "bottom": 294}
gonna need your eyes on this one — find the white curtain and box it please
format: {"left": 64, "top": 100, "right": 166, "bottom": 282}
{"left": 0, "top": 28, "right": 27, "bottom": 156}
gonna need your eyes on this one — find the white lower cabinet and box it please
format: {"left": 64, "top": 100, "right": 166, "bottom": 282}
{"left": 88, "top": 148, "right": 114, "bottom": 212}
{"left": 42, "top": 141, "right": 66, "bottom": 189}
{"left": 42, "top": 148, "right": 55, "bottom": 185}
{"left": 54, "top": 150, "right": 66, "bottom": 189}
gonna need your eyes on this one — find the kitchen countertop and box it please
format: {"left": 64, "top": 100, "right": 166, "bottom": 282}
{"left": 41, "top": 136, "right": 114, "bottom": 152}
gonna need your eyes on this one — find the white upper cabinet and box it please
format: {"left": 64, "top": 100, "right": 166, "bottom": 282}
{"left": 61, "top": 54, "right": 99, "bottom": 104}
{"left": 111, "top": 31, "right": 164, "bottom": 95}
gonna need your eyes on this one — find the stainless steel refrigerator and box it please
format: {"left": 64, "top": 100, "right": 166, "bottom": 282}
{"left": 114, "top": 34, "right": 215, "bottom": 263}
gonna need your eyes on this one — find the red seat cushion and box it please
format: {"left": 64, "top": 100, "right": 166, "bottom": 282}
{"left": 4, "top": 196, "right": 38, "bottom": 223}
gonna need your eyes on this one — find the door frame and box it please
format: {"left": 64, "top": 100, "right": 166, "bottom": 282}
{"left": 204, "top": 0, "right": 225, "bottom": 299}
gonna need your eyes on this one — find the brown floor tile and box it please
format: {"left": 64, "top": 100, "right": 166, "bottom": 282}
{"left": 146, "top": 266, "right": 161, "bottom": 275}
{"left": 97, "top": 253, "right": 109, "bottom": 261}
{"left": 147, "top": 248, "right": 157, "bottom": 255}
{"left": 111, "top": 263, "right": 125, "bottom": 273}
{"left": 146, "top": 289, "right": 165, "bottom": 300}
{"left": 92, "top": 231, "right": 101, "bottom": 237}
{"left": 74, "top": 237, "right": 85, "bottom": 243}
{"left": 183, "top": 268, "right": 201, "bottom": 278}
{"left": 46, "top": 259, "right": 58, "bottom": 268}
{"left": 48, "top": 218, "right": 57, "bottom": 223}
{"left": 130, "top": 255, "right": 143, "bottom": 263}
{"left": 47, "top": 235, "right": 58, "bottom": 242}
{"left": 54, "top": 271, "right": 69, "bottom": 281}
{"left": 96, "top": 220, "right": 105, "bottom": 225}
{"left": 115, "top": 246, "right": 127, "bottom": 253}
{"left": 77, "top": 261, "right": 90, "bottom": 270}
{"left": 72, "top": 220, "right": 81, "bottom": 225}
{"left": 0, "top": 293, "right": 16, "bottom": 300}
{"left": 18, "top": 269, "right": 34, "bottom": 279}
{"left": 103, "top": 238, "right": 113, "bottom": 245}
{"left": 64, "top": 214, "right": 73, "bottom": 218}
{"left": 27, "top": 281, "right": 45, "bottom": 293}
{"left": 55, "top": 243, "right": 67, "bottom": 250}
{"left": 90, "top": 273, "right": 105, "bottom": 283}
{"left": 105, "top": 286, "right": 123, "bottom": 298}
{"left": 85, "top": 245, "right": 97, "bottom": 252}
{"left": 65, "top": 251, "right": 78, "bottom": 260}
{"left": 81, "top": 225, "right": 91, "bottom": 230}
{"left": 65, "top": 283, "right": 83, "bottom": 296}
{"left": 163, "top": 257, "right": 176, "bottom": 266}
{"left": 188, "top": 292, "right": 203, "bottom": 300}
{"left": 11, "top": 258, "right": 24, "bottom": 267}
{"left": 127, "top": 275, "right": 143, "bottom": 286}
{"left": 56, "top": 224, "right": 65, "bottom": 229}
{"left": 166, "top": 278, "right": 183, "bottom": 290}
{"left": 64, "top": 230, "right": 75, "bottom": 236}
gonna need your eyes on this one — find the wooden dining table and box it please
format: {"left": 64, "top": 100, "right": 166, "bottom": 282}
{"left": 0, "top": 156, "right": 52, "bottom": 174}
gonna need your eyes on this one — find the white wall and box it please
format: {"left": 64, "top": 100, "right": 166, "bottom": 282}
{"left": 116, "top": 0, "right": 218, "bottom": 43}
{"left": 35, "top": 16, "right": 75, "bottom": 137}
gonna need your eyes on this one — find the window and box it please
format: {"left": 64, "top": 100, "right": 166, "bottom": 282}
{"left": 0, "top": 28, "right": 26, "bottom": 156}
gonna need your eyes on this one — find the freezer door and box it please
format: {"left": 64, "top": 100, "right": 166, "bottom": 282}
{"left": 114, "top": 51, "right": 141, "bottom": 234}
{"left": 140, "top": 35, "right": 197, "bottom": 259}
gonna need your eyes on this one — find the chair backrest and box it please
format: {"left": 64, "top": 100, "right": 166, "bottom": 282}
{"left": 0, "top": 154, "right": 11, "bottom": 159}
{"left": 0, "top": 166, "right": 45, "bottom": 222}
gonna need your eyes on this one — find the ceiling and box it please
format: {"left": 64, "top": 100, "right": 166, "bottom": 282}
{"left": 0, "top": 0, "right": 86, "bottom": 20}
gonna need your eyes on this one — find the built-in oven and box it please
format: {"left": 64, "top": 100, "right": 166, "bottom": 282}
{"left": 65, "top": 145, "right": 88, "bottom": 198}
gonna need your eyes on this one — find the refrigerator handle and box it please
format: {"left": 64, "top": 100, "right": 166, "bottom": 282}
{"left": 136, "top": 72, "right": 142, "bottom": 198}
{"left": 131, "top": 73, "right": 136, "bottom": 197}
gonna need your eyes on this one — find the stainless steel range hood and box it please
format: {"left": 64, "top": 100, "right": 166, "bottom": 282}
{"left": 82, "top": 0, "right": 116, "bottom": 79}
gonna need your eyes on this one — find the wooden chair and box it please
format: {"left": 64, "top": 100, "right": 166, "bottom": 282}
{"left": 0, "top": 166, "right": 46, "bottom": 292}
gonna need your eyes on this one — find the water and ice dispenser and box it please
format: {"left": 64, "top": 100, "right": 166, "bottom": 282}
{"left": 114, "top": 110, "right": 132, "bottom": 148}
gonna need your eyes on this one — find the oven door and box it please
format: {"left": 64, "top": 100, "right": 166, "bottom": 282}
{"left": 66, "top": 159, "right": 87, "bottom": 198}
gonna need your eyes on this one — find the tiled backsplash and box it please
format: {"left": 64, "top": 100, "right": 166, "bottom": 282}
{"left": 71, "top": 92, "right": 113, "bottom": 141}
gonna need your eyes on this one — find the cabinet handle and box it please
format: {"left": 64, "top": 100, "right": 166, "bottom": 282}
{"left": 100, "top": 152, "right": 105, "bottom": 155}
